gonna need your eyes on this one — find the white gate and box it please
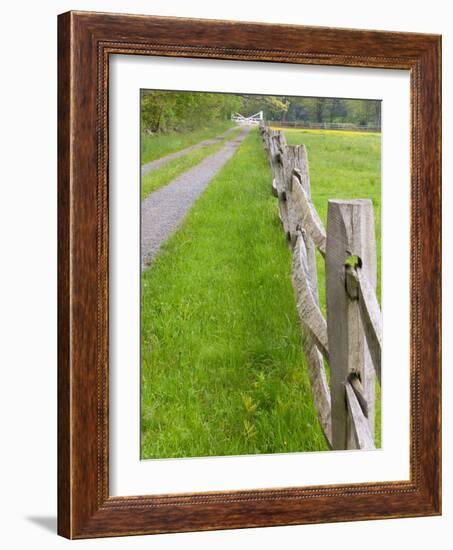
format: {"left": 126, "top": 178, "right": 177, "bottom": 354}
{"left": 231, "top": 111, "right": 263, "bottom": 126}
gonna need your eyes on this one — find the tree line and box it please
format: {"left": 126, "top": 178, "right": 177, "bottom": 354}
{"left": 141, "top": 90, "right": 380, "bottom": 133}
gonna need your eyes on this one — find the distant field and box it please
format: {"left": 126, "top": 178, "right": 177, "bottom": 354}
{"left": 282, "top": 129, "right": 381, "bottom": 306}
{"left": 140, "top": 127, "right": 381, "bottom": 459}
{"left": 271, "top": 126, "right": 381, "bottom": 138}
{"left": 141, "top": 122, "right": 234, "bottom": 165}
{"left": 141, "top": 127, "right": 243, "bottom": 200}
{"left": 282, "top": 129, "right": 381, "bottom": 445}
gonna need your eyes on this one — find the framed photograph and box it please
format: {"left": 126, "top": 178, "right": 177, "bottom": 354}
{"left": 58, "top": 11, "right": 441, "bottom": 539}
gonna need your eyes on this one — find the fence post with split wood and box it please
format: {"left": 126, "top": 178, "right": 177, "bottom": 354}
{"left": 259, "top": 124, "right": 382, "bottom": 450}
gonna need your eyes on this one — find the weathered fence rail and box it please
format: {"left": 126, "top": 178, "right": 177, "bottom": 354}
{"left": 260, "top": 124, "right": 382, "bottom": 450}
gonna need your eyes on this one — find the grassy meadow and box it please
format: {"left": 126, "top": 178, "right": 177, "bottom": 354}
{"left": 141, "top": 121, "right": 234, "bottom": 165}
{"left": 281, "top": 128, "right": 382, "bottom": 308}
{"left": 281, "top": 128, "right": 382, "bottom": 446}
{"left": 141, "top": 127, "right": 381, "bottom": 459}
{"left": 141, "top": 127, "right": 243, "bottom": 200}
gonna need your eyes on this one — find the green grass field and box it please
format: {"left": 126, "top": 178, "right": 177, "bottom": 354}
{"left": 283, "top": 128, "right": 381, "bottom": 307}
{"left": 141, "top": 127, "right": 243, "bottom": 201}
{"left": 141, "top": 121, "right": 234, "bottom": 165}
{"left": 282, "top": 128, "right": 381, "bottom": 446}
{"left": 141, "top": 127, "right": 381, "bottom": 459}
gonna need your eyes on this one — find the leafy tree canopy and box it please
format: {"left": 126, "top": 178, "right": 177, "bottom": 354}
{"left": 141, "top": 90, "right": 380, "bottom": 133}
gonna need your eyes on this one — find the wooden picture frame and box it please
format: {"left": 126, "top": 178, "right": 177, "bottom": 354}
{"left": 58, "top": 10, "right": 441, "bottom": 539}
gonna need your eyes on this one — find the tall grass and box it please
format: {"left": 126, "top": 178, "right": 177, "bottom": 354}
{"left": 140, "top": 128, "right": 382, "bottom": 458}
{"left": 141, "top": 129, "right": 328, "bottom": 459}
{"left": 141, "top": 128, "right": 243, "bottom": 201}
{"left": 141, "top": 122, "right": 234, "bottom": 165}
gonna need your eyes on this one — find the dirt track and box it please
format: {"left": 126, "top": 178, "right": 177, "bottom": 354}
{"left": 141, "top": 126, "right": 239, "bottom": 177}
{"left": 141, "top": 126, "right": 250, "bottom": 269}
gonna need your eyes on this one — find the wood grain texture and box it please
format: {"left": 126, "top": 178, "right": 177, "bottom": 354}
{"left": 57, "top": 11, "right": 71, "bottom": 537}
{"left": 326, "top": 200, "right": 376, "bottom": 449}
{"left": 345, "top": 382, "right": 375, "bottom": 450}
{"left": 58, "top": 10, "right": 441, "bottom": 539}
{"left": 288, "top": 146, "right": 332, "bottom": 443}
{"left": 349, "top": 267, "right": 382, "bottom": 384}
{"left": 292, "top": 169, "right": 327, "bottom": 256}
{"left": 292, "top": 232, "right": 332, "bottom": 442}
{"left": 293, "top": 233, "right": 329, "bottom": 361}
{"left": 271, "top": 133, "right": 291, "bottom": 238}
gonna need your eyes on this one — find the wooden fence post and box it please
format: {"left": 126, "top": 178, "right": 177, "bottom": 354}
{"left": 261, "top": 125, "right": 380, "bottom": 450}
{"left": 266, "top": 132, "right": 292, "bottom": 242}
{"left": 288, "top": 144, "right": 332, "bottom": 446}
{"left": 326, "top": 199, "right": 377, "bottom": 449}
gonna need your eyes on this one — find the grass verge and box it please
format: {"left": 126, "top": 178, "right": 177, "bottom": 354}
{"left": 141, "top": 128, "right": 242, "bottom": 201}
{"left": 141, "top": 129, "right": 328, "bottom": 459}
{"left": 141, "top": 122, "right": 234, "bottom": 165}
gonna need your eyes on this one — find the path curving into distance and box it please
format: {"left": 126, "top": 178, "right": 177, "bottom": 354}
{"left": 141, "top": 126, "right": 239, "bottom": 177}
{"left": 141, "top": 126, "right": 251, "bottom": 269}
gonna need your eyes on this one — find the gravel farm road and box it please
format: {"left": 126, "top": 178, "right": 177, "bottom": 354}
{"left": 141, "top": 126, "right": 251, "bottom": 269}
{"left": 141, "top": 126, "right": 239, "bottom": 177}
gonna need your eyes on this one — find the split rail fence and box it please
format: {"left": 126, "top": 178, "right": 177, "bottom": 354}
{"left": 260, "top": 124, "right": 382, "bottom": 450}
